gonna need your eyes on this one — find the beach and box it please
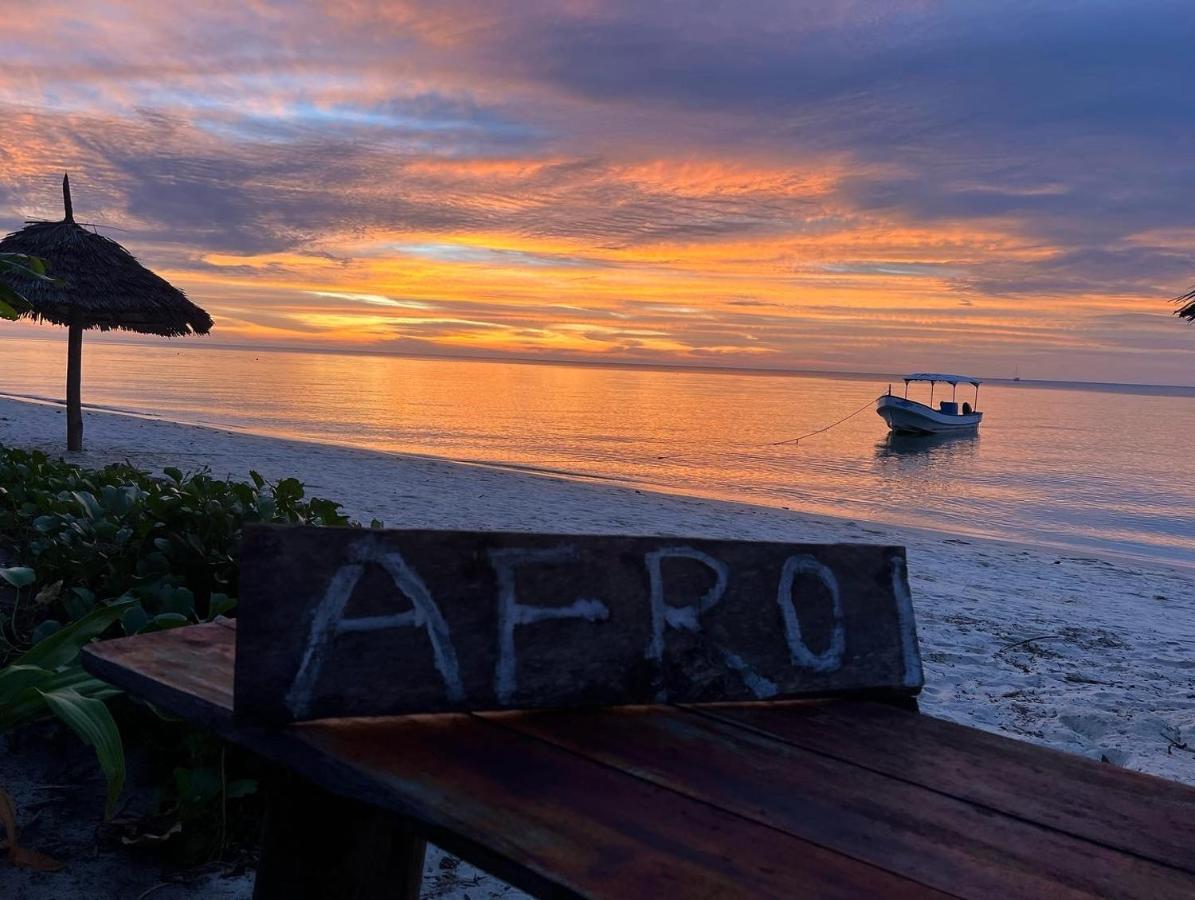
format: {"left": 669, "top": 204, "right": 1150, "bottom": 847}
{"left": 4, "top": 337, "right": 1194, "bottom": 570}
{"left": 2, "top": 393, "right": 1191, "bottom": 784}
{"left": 2, "top": 393, "right": 1193, "bottom": 898}
{"left": 7, "top": 4, "right": 1195, "bottom": 894}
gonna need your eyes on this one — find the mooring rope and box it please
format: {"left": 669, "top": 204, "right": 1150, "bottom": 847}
{"left": 655, "top": 396, "right": 878, "bottom": 461}
{"left": 766, "top": 397, "right": 878, "bottom": 447}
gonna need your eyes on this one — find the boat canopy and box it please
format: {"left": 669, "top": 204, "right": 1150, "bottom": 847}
{"left": 903, "top": 373, "right": 981, "bottom": 386}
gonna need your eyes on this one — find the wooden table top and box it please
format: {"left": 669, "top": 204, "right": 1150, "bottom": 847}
{"left": 83, "top": 621, "right": 1195, "bottom": 899}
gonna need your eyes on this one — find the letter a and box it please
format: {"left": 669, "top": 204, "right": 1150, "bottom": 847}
{"left": 285, "top": 537, "right": 464, "bottom": 718}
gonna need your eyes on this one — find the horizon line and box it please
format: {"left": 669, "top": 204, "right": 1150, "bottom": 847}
{"left": 3, "top": 330, "right": 1194, "bottom": 393}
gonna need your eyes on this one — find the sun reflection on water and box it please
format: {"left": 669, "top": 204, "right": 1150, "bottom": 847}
{"left": 2, "top": 336, "right": 1192, "bottom": 565}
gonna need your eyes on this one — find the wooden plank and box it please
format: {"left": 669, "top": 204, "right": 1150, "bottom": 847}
{"left": 85, "top": 626, "right": 576, "bottom": 895}
{"left": 84, "top": 626, "right": 943, "bottom": 899}
{"left": 83, "top": 622, "right": 235, "bottom": 727}
{"left": 293, "top": 713, "right": 949, "bottom": 899}
{"left": 496, "top": 706, "right": 1195, "bottom": 899}
{"left": 235, "top": 525, "right": 921, "bottom": 723}
{"left": 87, "top": 624, "right": 1195, "bottom": 897}
{"left": 700, "top": 702, "right": 1195, "bottom": 874}
{"left": 254, "top": 769, "right": 425, "bottom": 900}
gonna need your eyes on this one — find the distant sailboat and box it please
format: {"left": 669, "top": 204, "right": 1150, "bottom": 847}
{"left": 1013, "top": 364, "right": 1021, "bottom": 382}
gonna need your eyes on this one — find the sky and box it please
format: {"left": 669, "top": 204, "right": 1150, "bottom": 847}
{"left": 1, "top": 1, "right": 1195, "bottom": 383}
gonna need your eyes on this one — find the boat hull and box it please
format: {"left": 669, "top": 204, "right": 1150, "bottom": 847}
{"left": 876, "top": 395, "right": 982, "bottom": 435}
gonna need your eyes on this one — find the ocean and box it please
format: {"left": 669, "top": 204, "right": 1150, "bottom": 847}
{"left": 2, "top": 336, "right": 1193, "bottom": 567}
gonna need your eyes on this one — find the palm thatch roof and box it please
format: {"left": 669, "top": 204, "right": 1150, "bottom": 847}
{"left": 1177, "top": 287, "right": 1195, "bottom": 322}
{"left": 0, "top": 176, "right": 212, "bottom": 337}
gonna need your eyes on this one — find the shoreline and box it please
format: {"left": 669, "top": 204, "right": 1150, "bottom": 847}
{"left": 0, "top": 394, "right": 1192, "bottom": 786}
{"left": 3, "top": 391, "right": 1189, "bottom": 575}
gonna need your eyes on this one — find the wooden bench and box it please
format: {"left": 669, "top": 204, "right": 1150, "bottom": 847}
{"left": 81, "top": 526, "right": 1195, "bottom": 898}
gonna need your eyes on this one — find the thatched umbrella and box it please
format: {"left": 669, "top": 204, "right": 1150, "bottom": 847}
{"left": 0, "top": 176, "right": 212, "bottom": 450}
{"left": 1177, "top": 288, "right": 1195, "bottom": 322}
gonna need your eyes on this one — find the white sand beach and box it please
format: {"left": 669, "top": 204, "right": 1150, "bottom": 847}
{"left": 2, "top": 393, "right": 1193, "bottom": 898}
{"left": 4, "top": 394, "right": 1192, "bottom": 784}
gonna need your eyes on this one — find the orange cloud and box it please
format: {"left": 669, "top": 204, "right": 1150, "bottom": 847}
{"left": 0, "top": 1, "right": 1193, "bottom": 383}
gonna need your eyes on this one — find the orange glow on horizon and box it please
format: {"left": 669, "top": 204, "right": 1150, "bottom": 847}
{"left": 1, "top": 1, "right": 1193, "bottom": 384}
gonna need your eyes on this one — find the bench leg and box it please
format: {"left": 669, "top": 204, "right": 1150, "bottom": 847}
{"left": 254, "top": 770, "right": 426, "bottom": 900}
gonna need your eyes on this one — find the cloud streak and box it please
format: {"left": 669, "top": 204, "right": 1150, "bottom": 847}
{"left": 0, "top": 1, "right": 1193, "bottom": 382}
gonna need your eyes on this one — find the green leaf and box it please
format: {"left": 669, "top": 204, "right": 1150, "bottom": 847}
{"left": 174, "top": 765, "right": 220, "bottom": 812}
{"left": 37, "top": 669, "right": 121, "bottom": 700}
{"left": 208, "top": 593, "right": 236, "bottom": 618}
{"left": 152, "top": 612, "right": 188, "bottom": 629}
{"left": 0, "top": 253, "right": 49, "bottom": 279}
{"left": 33, "top": 515, "right": 59, "bottom": 532}
{"left": 40, "top": 688, "right": 125, "bottom": 818}
{"left": 163, "top": 587, "right": 194, "bottom": 617}
{"left": 16, "top": 599, "right": 135, "bottom": 669}
{"left": 309, "top": 497, "right": 349, "bottom": 526}
{"left": 0, "top": 666, "right": 123, "bottom": 734}
{"left": 71, "top": 490, "right": 102, "bottom": 519}
{"left": 30, "top": 619, "right": 62, "bottom": 644}
{"left": 225, "top": 778, "right": 258, "bottom": 799}
{"left": 63, "top": 588, "right": 96, "bottom": 622}
{"left": 136, "top": 552, "right": 171, "bottom": 576}
{"left": 0, "top": 295, "right": 21, "bottom": 320}
{"left": 0, "top": 664, "right": 53, "bottom": 701}
{"left": 0, "top": 566, "right": 36, "bottom": 588}
{"left": 275, "top": 477, "right": 304, "bottom": 502}
{"left": 121, "top": 604, "right": 149, "bottom": 635}
{"left": 163, "top": 467, "right": 183, "bottom": 483}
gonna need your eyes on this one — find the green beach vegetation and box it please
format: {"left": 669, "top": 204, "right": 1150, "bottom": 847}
{"left": 0, "top": 446, "right": 373, "bottom": 862}
{"left": 0, "top": 253, "right": 51, "bottom": 320}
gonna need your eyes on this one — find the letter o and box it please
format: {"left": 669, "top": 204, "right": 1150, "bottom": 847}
{"left": 775, "top": 555, "right": 845, "bottom": 672}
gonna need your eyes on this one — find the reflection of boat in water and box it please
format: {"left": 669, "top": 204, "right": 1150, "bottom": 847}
{"left": 876, "top": 428, "right": 979, "bottom": 458}
{"left": 876, "top": 373, "right": 983, "bottom": 435}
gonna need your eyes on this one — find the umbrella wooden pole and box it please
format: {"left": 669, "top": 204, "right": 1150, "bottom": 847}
{"left": 66, "top": 311, "right": 83, "bottom": 451}
{"left": 0, "top": 177, "right": 213, "bottom": 433}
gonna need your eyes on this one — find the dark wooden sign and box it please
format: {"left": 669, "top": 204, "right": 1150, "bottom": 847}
{"left": 234, "top": 525, "right": 922, "bottom": 724}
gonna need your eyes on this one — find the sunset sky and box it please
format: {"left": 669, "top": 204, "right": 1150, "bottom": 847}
{"left": 2, "top": 1, "right": 1195, "bottom": 383}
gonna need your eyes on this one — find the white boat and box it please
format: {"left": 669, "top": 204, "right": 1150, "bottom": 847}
{"left": 876, "top": 373, "right": 983, "bottom": 435}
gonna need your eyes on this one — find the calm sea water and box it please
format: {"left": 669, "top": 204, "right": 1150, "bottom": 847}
{"left": 2, "top": 336, "right": 1193, "bottom": 566}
